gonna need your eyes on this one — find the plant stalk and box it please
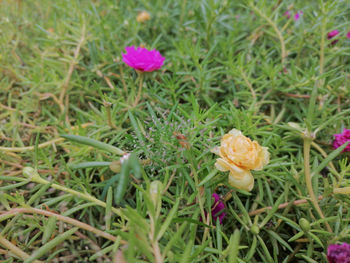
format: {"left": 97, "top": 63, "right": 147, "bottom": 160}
{"left": 23, "top": 168, "right": 122, "bottom": 217}
{"left": 303, "top": 137, "right": 332, "bottom": 232}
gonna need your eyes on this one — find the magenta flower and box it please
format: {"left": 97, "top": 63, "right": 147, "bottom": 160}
{"left": 327, "top": 243, "right": 350, "bottom": 263}
{"left": 347, "top": 31, "right": 350, "bottom": 39}
{"left": 333, "top": 128, "right": 350, "bottom": 152}
{"left": 122, "top": 46, "right": 165, "bottom": 72}
{"left": 210, "top": 193, "right": 226, "bottom": 224}
{"left": 328, "top": 30, "right": 340, "bottom": 39}
{"left": 328, "top": 30, "right": 340, "bottom": 45}
{"left": 294, "top": 11, "right": 303, "bottom": 21}
{"left": 284, "top": 11, "right": 291, "bottom": 19}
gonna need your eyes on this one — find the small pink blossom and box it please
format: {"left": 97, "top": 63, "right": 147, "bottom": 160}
{"left": 122, "top": 46, "right": 165, "bottom": 72}
{"left": 202, "top": 193, "right": 226, "bottom": 224}
{"left": 284, "top": 11, "right": 291, "bottom": 19}
{"left": 328, "top": 30, "right": 340, "bottom": 45}
{"left": 294, "top": 11, "right": 303, "bottom": 21}
{"left": 347, "top": 31, "right": 350, "bottom": 39}
{"left": 327, "top": 243, "right": 350, "bottom": 263}
{"left": 333, "top": 128, "right": 350, "bottom": 152}
{"left": 210, "top": 193, "right": 226, "bottom": 224}
{"left": 328, "top": 30, "right": 340, "bottom": 39}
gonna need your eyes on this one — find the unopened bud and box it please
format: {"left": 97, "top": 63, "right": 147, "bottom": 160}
{"left": 299, "top": 218, "right": 310, "bottom": 232}
{"left": 23, "top": 167, "right": 36, "bottom": 178}
{"left": 109, "top": 161, "right": 121, "bottom": 172}
{"left": 23, "top": 167, "right": 47, "bottom": 184}
{"left": 250, "top": 224, "right": 260, "bottom": 235}
{"left": 150, "top": 180, "right": 163, "bottom": 206}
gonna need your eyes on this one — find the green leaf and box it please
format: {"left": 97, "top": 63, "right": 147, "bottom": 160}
{"left": 257, "top": 235, "right": 274, "bottom": 263}
{"left": 61, "top": 134, "right": 125, "bottom": 155}
{"left": 128, "top": 153, "right": 142, "bottom": 179}
{"left": 311, "top": 141, "right": 349, "bottom": 177}
{"left": 245, "top": 236, "right": 257, "bottom": 261}
{"left": 266, "top": 230, "right": 293, "bottom": 252}
{"left": 163, "top": 222, "right": 188, "bottom": 257}
{"left": 115, "top": 160, "right": 130, "bottom": 205}
{"left": 42, "top": 216, "right": 57, "bottom": 244}
{"left": 228, "top": 229, "right": 240, "bottom": 263}
{"left": 301, "top": 255, "right": 319, "bottom": 263}
{"left": 157, "top": 198, "right": 180, "bottom": 240}
{"left": 260, "top": 191, "right": 285, "bottom": 228}
{"left": 128, "top": 111, "right": 146, "bottom": 146}
{"left": 24, "top": 227, "right": 78, "bottom": 263}
{"left": 308, "top": 232, "right": 324, "bottom": 248}
{"left": 306, "top": 84, "right": 318, "bottom": 128}
{"left": 288, "top": 231, "right": 304, "bottom": 242}
{"left": 199, "top": 170, "right": 218, "bottom": 186}
{"left": 105, "top": 187, "right": 113, "bottom": 231}
{"left": 314, "top": 108, "right": 350, "bottom": 135}
{"left": 231, "top": 192, "right": 252, "bottom": 225}
{"left": 68, "top": 161, "right": 111, "bottom": 169}
{"left": 27, "top": 183, "right": 53, "bottom": 206}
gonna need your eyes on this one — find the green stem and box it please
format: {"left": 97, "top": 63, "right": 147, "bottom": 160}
{"left": 250, "top": 3, "right": 286, "bottom": 64}
{"left": 104, "top": 101, "right": 118, "bottom": 129}
{"left": 311, "top": 141, "right": 340, "bottom": 180}
{"left": 187, "top": 152, "right": 206, "bottom": 227}
{"left": 319, "top": 6, "right": 326, "bottom": 75}
{"left": 0, "top": 234, "right": 43, "bottom": 263}
{"left": 303, "top": 137, "right": 332, "bottom": 232}
{"left": 23, "top": 167, "right": 121, "bottom": 216}
{"left": 133, "top": 73, "right": 144, "bottom": 106}
{"left": 0, "top": 208, "right": 119, "bottom": 243}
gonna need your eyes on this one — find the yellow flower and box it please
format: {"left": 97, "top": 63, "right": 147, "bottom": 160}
{"left": 212, "top": 129, "right": 269, "bottom": 191}
{"left": 137, "top": 11, "right": 151, "bottom": 23}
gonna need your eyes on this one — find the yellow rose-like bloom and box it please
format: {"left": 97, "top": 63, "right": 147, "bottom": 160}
{"left": 212, "top": 129, "right": 269, "bottom": 191}
{"left": 137, "top": 11, "right": 151, "bottom": 23}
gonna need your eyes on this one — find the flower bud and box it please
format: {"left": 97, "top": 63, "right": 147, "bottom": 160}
{"left": 23, "top": 167, "right": 36, "bottom": 178}
{"left": 299, "top": 218, "right": 310, "bottom": 232}
{"left": 23, "top": 167, "right": 48, "bottom": 184}
{"left": 150, "top": 180, "right": 163, "bottom": 206}
{"left": 250, "top": 224, "right": 260, "bottom": 235}
{"left": 109, "top": 161, "right": 121, "bottom": 172}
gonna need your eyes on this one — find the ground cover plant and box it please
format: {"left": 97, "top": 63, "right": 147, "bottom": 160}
{"left": 1, "top": 0, "right": 350, "bottom": 262}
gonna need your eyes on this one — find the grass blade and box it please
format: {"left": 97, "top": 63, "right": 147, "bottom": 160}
{"left": 24, "top": 227, "right": 79, "bottom": 263}
{"left": 61, "top": 134, "right": 125, "bottom": 155}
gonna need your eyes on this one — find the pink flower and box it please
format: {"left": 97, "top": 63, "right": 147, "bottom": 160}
{"left": 210, "top": 193, "right": 226, "bottom": 224}
{"left": 327, "top": 243, "right": 350, "bottom": 263}
{"left": 122, "top": 46, "right": 165, "bottom": 72}
{"left": 347, "top": 31, "right": 350, "bottom": 39}
{"left": 284, "top": 11, "right": 291, "bottom": 19}
{"left": 333, "top": 128, "right": 350, "bottom": 152}
{"left": 328, "top": 30, "right": 340, "bottom": 45}
{"left": 294, "top": 11, "right": 303, "bottom": 21}
{"left": 328, "top": 30, "right": 340, "bottom": 39}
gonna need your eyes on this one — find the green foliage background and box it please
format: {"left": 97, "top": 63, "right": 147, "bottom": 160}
{"left": 0, "top": 0, "right": 350, "bottom": 262}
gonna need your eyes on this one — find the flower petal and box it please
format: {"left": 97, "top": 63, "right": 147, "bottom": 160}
{"left": 228, "top": 170, "right": 254, "bottom": 191}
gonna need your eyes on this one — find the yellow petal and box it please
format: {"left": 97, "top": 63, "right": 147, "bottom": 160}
{"left": 262, "top": 147, "right": 270, "bottom": 165}
{"left": 215, "top": 158, "right": 230, "bottom": 172}
{"left": 215, "top": 158, "right": 242, "bottom": 173}
{"left": 254, "top": 146, "right": 270, "bottom": 171}
{"left": 228, "top": 170, "right": 254, "bottom": 191}
{"left": 210, "top": 146, "right": 220, "bottom": 156}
